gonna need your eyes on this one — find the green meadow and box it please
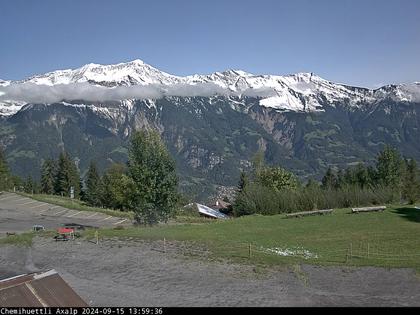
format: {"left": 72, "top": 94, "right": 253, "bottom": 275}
{"left": 4, "top": 193, "right": 420, "bottom": 270}
{"left": 85, "top": 205, "right": 420, "bottom": 269}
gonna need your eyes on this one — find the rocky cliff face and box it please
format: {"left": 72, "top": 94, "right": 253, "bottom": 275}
{"left": 2, "top": 94, "right": 420, "bottom": 200}
{"left": 1, "top": 60, "right": 420, "bottom": 200}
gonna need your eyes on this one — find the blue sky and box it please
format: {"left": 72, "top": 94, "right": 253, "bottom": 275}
{"left": 0, "top": 0, "right": 419, "bottom": 88}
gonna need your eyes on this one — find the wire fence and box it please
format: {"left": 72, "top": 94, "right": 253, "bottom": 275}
{"left": 145, "top": 238, "right": 420, "bottom": 267}
{"left": 28, "top": 232, "right": 420, "bottom": 268}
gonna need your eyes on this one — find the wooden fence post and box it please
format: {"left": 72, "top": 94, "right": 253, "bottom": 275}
{"left": 367, "top": 243, "right": 370, "bottom": 259}
{"left": 350, "top": 243, "right": 352, "bottom": 263}
{"left": 164, "top": 237, "right": 166, "bottom": 253}
{"left": 248, "top": 243, "right": 252, "bottom": 259}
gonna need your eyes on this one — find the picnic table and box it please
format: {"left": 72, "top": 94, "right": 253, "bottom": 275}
{"left": 54, "top": 227, "right": 75, "bottom": 241}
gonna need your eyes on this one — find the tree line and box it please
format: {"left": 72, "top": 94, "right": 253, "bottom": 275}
{"left": 233, "top": 146, "right": 420, "bottom": 216}
{"left": 40, "top": 152, "right": 81, "bottom": 197}
{"left": 1, "top": 130, "right": 179, "bottom": 225}
{"left": 0, "top": 148, "right": 22, "bottom": 191}
{"left": 320, "top": 146, "right": 419, "bottom": 204}
{"left": 2, "top": 138, "right": 419, "bottom": 220}
{"left": 0, "top": 148, "right": 12, "bottom": 191}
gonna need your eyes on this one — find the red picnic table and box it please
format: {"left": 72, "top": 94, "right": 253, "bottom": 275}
{"left": 55, "top": 227, "right": 75, "bottom": 241}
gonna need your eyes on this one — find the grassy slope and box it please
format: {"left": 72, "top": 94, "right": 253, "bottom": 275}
{"left": 4, "top": 193, "right": 420, "bottom": 269}
{"left": 85, "top": 205, "right": 420, "bottom": 269}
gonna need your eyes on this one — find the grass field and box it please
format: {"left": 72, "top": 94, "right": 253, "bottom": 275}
{"left": 5, "top": 193, "right": 420, "bottom": 269}
{"left": 80, "top": 204, "right": 420, "bottom": 269}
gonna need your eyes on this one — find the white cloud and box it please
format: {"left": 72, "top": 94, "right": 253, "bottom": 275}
{"left": 0, "top": 82, "right": 236, "bottom": 104}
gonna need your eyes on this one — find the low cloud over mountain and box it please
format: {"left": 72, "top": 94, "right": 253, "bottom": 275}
{"left": 0, "top": 81, "right": 232, "bottom": 104}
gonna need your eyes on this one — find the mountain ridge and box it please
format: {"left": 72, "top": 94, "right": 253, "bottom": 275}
{"left": 1, "top": 60, "right": 420, "bottom": 200}
{"left": 1, "top": 59, "right": 419, "bottom": 117}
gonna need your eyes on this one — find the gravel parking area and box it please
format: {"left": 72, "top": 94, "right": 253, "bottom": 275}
{"left": 0, "top": 192, "right": 131, "bottom": 234}
{"left": 1, "top": 237, "right": 419, "bottom": 307}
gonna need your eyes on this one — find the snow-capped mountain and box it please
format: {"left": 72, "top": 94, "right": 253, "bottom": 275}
{"left": 2, "top": 60, "right": 420, "bottom": 200}
{"left": 374, "top": 82, "right": 420, "bottom": 103}
{"left": 0, "top": 59, "right": 419, "bottom": 116}
{"left": 18, "top": 59, "right": 182, "bottom": 87}
{"left": 0, "top": 79, "right": 10, "bottom": 86}
{"left": 185, "top": 70, "right": 376, "bottom": 111}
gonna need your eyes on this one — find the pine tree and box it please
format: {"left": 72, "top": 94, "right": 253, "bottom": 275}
{"left": 84, "top": 161, "right": 101, "bottom": 206}
{"left": 55, "top": 152, "right": 70, "bottom": 196}
{"left": 335, "top": 169, "right": 345, "bottom": 189}
{"left": 41, "top": 159, "right": 56, "bottom": 194}
{"left": 128, "top": 130, "right": 178, "bottom": 225}
{"left": 321, "top": 167, "right": 337, "bottom": 190}
{"left": 10, "top": 175, "right": 23, "bottom": 191}
{"left": 0, "top": 148, "right": 11, "bottom": 191}
{"left": 354, "top": 163, "right": 369, "bottom": 189}
{"left": 54, "top": 152, "right": 80, "bottom": 197}
{"left": 367, "top": 165, "right": 377, "bottom": 187}
{"left": 238, "top": 171, "right": 249, "bottom": 193}
{"left": 79, "top": 178, "right": 85, "bottom": 201}
{"left": 403, "top": 159, "right": 420, "bottom": 204}
{"left": 24, "top": 175, "right": 35, "bottom": 194}
{"left": 344, "top": 167, "right": 356, "bottom": 186}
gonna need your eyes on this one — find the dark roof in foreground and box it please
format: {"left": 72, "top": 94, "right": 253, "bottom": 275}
{"left": 0, "top": 269, "right": 88, "bottom": 307}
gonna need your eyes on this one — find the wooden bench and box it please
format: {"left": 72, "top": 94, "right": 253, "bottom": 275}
{"left": 285, "top": 209, "right": 333, "bottom": 218}
{"left": 351, "top": 206, "right": 386, "bottom": 213}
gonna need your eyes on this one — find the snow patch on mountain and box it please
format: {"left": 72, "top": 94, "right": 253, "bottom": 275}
{"left": 19, "top": 59, "right": 181, "bottom": 87}
{"left": 392, "top": 83, "right": 420, "bottom": 102}
{"left": 0, "top": 79, "right": 10, "bottom": 87}
{"left": 0, "top": 59, "right": 419, "bottom": 116}
{"left": 0, "top": 100, "right": 26, "bottom": 116}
